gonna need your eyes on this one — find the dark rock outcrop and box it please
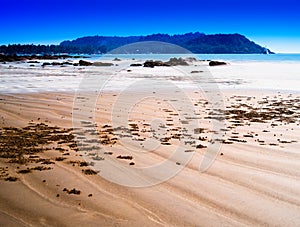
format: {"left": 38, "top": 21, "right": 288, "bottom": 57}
{"left": 165, "top": 57, "right": 189, "bottom": 66}
{"left": 79, "top": 60, "right": 93, "bottom": 66}
{"left": 144, "top": 60, "right": 170, "bottom": 68}
{"left": 209, "top": 61, "right": 227, "bottom": 66}
{"left": 42, "top": 62, "right": 51, "bottom": 67}
{"left": 143, "top": 58, "right": 191, "bottom": 68}
{"left": 92, "top": 62, "right": 113, "bottom": 66}
{"left": 130, "top": 63, "right": 143, "bottom": 67}
{"left": 27, "top": 60, "right": 40, "bottom": 64}
{"left": 0, "top": 54, "right": 81, "bottom": 63}
{"left": 42, "top": 61, "right": 74, "bottom": 67}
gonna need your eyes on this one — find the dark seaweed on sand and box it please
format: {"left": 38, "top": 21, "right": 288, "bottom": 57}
{"left": 0, "top": 123, "right": 78, "bottom": 181}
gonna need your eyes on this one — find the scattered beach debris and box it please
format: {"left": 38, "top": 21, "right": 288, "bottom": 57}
{"left": 196, "top": 144, "right": 207, "bottom": 149}
{"left": 63, "top": 188, "right": 81, "bottom": 195}
{"left": 82, "top": 169, "right": 99, "bottom": 175}
{"left": 4, "top": 176, "right": 18, "bottom": 182}
{"left": 0, "top": 123, "right": 78, "bottom": 181}
{"left": 116, "top": 155, "right": 133, "bottom": 160}
{"left": 191, "top": 70, "right": 203, "bottom": 73}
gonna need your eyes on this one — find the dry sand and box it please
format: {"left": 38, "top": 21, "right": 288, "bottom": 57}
{"left": 0, "top": 60, "right": 300, "bottom": 226}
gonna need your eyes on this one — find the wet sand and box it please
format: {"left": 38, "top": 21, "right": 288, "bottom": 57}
{"left": 0, "top": 87, "right": 300, "bottom": 226}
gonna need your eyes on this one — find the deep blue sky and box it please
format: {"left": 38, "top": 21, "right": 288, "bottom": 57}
{"left": 1, "top": 0, "right": 300, "bottom": 53}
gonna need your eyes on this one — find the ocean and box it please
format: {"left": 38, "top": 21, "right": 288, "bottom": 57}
{"left": 197, "top": 53, "right": 300, "bottom": 62}
{"left": 97, "top": 53, "right": 300, "bottom": 62}
{"left": 0, "top": 54, "right": 300, "bottom": 94}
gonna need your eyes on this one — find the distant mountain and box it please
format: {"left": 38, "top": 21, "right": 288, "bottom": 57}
{"left": 0, "top": 32, "right": 273, "bottom": 54}
{"left": 60, "top": 32, "right": 273, "bottom": 54}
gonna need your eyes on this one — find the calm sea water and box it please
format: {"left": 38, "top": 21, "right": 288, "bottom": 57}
{"left": 95, "top": 53, "right": 300, "bottom": 63}
{"left": 197, "top": 54, "right": 300, "bottom": 62}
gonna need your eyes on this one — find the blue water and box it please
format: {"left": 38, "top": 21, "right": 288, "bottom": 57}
{"left": 196, "top": 54, "right": 300, "bottom": 62}
{"left": 92, "top": 53, "right": 300, "bottom": 63}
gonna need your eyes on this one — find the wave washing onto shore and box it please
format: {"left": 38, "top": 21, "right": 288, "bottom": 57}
{"left": 0, "top": 54, "right": 300, "bottom": 94}
{"left": 210, "top": 61, "right": 300, "bottom": 92}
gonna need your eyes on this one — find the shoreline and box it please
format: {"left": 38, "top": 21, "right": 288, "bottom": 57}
{"left": 1, "top": 57, "right": 300, "bottom": 94}
{"left": 2, "top": 86, "right": 300, "bottom": 96}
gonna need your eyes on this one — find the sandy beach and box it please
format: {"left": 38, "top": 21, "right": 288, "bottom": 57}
{"left": 0, "top": 57, "right": 300, "bottom": 226}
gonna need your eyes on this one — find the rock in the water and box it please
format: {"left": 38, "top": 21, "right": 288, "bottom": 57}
{"left": 41, "top": 61, "right": 73, "bottom": 67}
{"left": 130, "top": 63, "right": 143, "bottom": 67}
{"left": 79, "top": 60, "right": 93, "bottom": 66}
{"left": 0, "top": 54, "right": 77, "bottom": 63}
{"left": 143, "top": 60, "right": 170, "bottom": 68}
{"left": 92, "top": 62, "right": 114, "bottom": 66}
{"left": 42, "top": 62, "right": 51, "bottom": 67}
{"left": 143, "top": 58, "right": 191, "bottom": 67}
{"left": 165, "top": 57, "right": 189, "bottom": 66}
{"left": 51, "top": 62, "right": 61, "bottom": 66}
{"left": 209, "top": 61, "right": 227, "bottom": 66}
{"left": 27, "top": 60, "right": 40, "bottom": 64}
